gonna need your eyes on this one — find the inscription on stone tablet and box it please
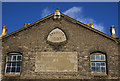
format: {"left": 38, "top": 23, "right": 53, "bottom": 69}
{"left": 47, "top": 28, "right": 67, "bottom": 43}
{"left": 35, "top": 52, "right": 78, "bottom": 72}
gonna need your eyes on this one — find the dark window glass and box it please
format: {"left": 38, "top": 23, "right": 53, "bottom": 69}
{"left": 101, "top": 62, "right": 105, "bottom": 66}
{"left": 96, "top": 67, "right": 100, "bottom": 72}
{"left": 17, "top": 56, "right": 22, "bottom": 60}
{"left": 6, "top": 67, "right": 11, "bottom": 73}
{"left": 11, "top": 67, "right": 15, "bottom": 72}
{"left": 96, "top": 63, "right": 100, "bottom": 67}
{"left": 7, "top": 63, "right": 11, "bottom": 66}
{"left": 91, "top": 67, "right": 95, "bottom": 72}
{"left": 101, "top": 55, "right": 105, "bottom": 61}
{"left": 16, "top": 67, "right": 20, "bottom": 72}
{"left": 96, "top": 55, "right": 100, "bottom": 60}
{"left": 13, "top": 56, "right": 16, "bottom": 61}
{"left": 8, "top": 56, "right": 12, "bottom": 61}
{"left": 91, "top": 62, "right": 95, "bottom": 66}
{"left": 101, "top": 67, "right": 105, "bottom": 72}
{"left": 91, "top": 55, "right": 95, "bottom": 61}
{"left": 17, "top": 62, "right": 21, "bottom": 66}
{"left": 12, "top": 62, "right": 16, "bottom": 66}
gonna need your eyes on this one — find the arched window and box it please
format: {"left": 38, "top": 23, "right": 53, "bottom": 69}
{"left": 5, "top": 52, "right": 22, "bottom": 74}
{"left": 90, "top": 52, "right": 106, "bottom": 74}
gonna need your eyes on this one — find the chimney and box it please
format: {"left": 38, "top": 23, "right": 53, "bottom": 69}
{"left": 110, "top": 25, "right": 119, "bottom": 39}
{"left": 90, "top": 23, "right": 94, "bottom": 28}
{"left": 28, "top": 23, "right": 30, "bottom": 26}
{"left": 87, "top": 24, "right": 89, "bottom": 26}
{"left": 54, "top": 8, "right": 61, "bottom": 19}
{"left": 24, "top": 23, "right": 28, "bottom": 27}
{"left": 2, "top": 26, "right": 7, "bottom": 36}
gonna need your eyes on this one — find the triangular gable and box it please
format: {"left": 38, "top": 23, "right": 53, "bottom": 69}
{"left": 2, "top": 12, "right": 119, "bottom": 43}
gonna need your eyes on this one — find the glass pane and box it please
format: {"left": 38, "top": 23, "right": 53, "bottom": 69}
{"left": 96, "top": 62, "right": 100, "bottom": 67}
{"left": 16, "top": 67, "right": 20, "bottom": 72}
{"left": 11, "top": 67, "right": 16, "bottom": 72}
{"left": 6, "top": 67, "right": 11, "bottom": 73}
{"left": 101, "top": 55, "right": 105, "bottom": 61}
{"left": 17, "top": 62, "right": 21, "bottom": 66}
{"left": 96, "top": 55, "right": 100, "bottom": 60}
{"left": 101, "top": 62, "right": 105, "bottom": 66}
{"left": 91, "top": 67, "right": 95, "bottom": 72}
{"left": 7, "top": 63, "right": 11, "bottom": 66}
{"left": 101, "top": 67, "right": 106, "bottom": 72}
{"left": 7, "top": 56, "right": 12, "bottom": 61}
{"left": 96, "top": 67, "right": 100, "bottom": 72}
{"left": 13, "top": 56, "right": 16, "bottom": 61}
{"left": 12, "top": 62, "right": 16, "bottom": 66}
{"left": 91, "top": 55, "right": 95, "bottom": 61}
{"left": 17, "top": 56, "right": 22, "bottom": 60}
{"left": 91, "top": 62, "right": 95, "bottom": 67}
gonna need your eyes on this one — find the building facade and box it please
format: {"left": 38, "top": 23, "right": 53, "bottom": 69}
{"left": 1, "top": 9, "right": 120, "bottom": 81}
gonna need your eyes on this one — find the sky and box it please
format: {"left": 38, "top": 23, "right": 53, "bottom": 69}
{"left": 2, "top": 2, "right": 119, "bottom": 38}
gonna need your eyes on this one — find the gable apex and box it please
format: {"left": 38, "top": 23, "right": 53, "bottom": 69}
{"left": 1, "top": 11, "right": 119, "bottom": 43}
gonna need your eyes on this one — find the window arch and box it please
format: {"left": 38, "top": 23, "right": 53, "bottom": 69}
{"left": 5, "top": 52, "right": 22, "bottom": 74}
{"left": 90, "top": 52, "right": 106, "bottom": 74}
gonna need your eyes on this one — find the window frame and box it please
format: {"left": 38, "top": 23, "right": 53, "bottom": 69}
{"left": 90, "top": 52, "right": 107, "bottom": 75}
{"left": 5, "top": 52, "right": 22, "bottom": 75}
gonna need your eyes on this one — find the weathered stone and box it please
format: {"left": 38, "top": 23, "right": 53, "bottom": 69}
{"left": 1, "top": 13, "right": 120, "bottom": 80}
{"left": 35, "top": 52, "right": 77, "bottom": 72}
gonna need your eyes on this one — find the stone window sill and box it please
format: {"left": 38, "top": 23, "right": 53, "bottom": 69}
{"left": 5, "top": 73, "right": 20, "bottom": 76}
{"left": 91, "top": 73, "right": 107, "bottom": 76}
